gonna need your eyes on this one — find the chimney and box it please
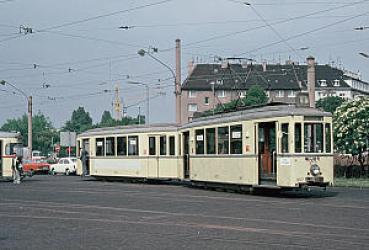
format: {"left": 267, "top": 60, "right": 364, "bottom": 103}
{"left": 307, "top": 56, "right": 316, "bottom": 108}
{"left": 262, "top": 61, "right": 267, "bottom": 72}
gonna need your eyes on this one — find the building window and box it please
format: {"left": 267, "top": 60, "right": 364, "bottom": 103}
{"left": 160, "top": 136, "right": 167, "bottom": 155}
{"left": 216, "top": 79, "right": 224, "bottom": 85}
{"left": 96, "top": 138, "right": 104, "bottom": 156}
{"left": 320, "top": 80, "right": 327, "bottom": 87}
{"left": 105, "top": 137, "right": 115, "bottom": 156}
{"left": 304, "top": 123, "right": 323, "bottom": 153}
{"left": 218, "top": 126, "right": 229, "bottom": 154}
{"left": 230, "top": 125, "right": 242, "bottom": 154}
{"left": 206, "top": 128, "right": 216, "bottom": 154}
{"left": 217, "top": 90, "right": 226, "bottom": 98}
{"left": 295, "top": 123, "right": 302, "bottom": 153}
{"left": 204, "top": 97, "right": 209, "bottom": 105}
{"left": 188, "top": 104, "right": 198, "bottom": 112}
{"left": 188, "top": 90, "right": 196, "bottom": 98}
{"left": 281, "top": 124, "right": 289, "bottom": 153}
{"left": 169, "top": 136, "right": 175, "bottom": 156}
{"left": 195, "top": 129, "right": 204, "bottom": 155}
{"left": 334, "top": 80, "right": 340, "bottom": 87}
{"left": 117, "top": 137, "right": 127, "bottom": 156}
{"left": 149, "top": 136, "right": 156, "bottom": 155}
{"left": 277, "top": 90, "right": 284, "bottom": 97}
{"left": 128, "top": 136, "right": 139, "bottom": 156}
{"left": 287, "top": 90, "right": 295, "bottom": 97}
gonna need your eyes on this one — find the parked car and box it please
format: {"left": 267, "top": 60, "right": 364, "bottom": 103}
{"left": 23, "top": 159, "right": 50, "bottom": 175}
{"left": 50, "top": 157, "right": 77, "bottom": 175}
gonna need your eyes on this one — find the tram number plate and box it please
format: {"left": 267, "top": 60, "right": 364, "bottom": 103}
{"left": 280, "top": 158, "right": 291, "bottom": 166}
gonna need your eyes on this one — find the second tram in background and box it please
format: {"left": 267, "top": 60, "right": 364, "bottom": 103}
{"left": 76, "top": 103, "right": 333, "bottom": 190}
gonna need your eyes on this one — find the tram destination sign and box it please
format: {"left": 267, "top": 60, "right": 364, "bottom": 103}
{"left": 60, "top": 131, "right": 76, "bottom": 147}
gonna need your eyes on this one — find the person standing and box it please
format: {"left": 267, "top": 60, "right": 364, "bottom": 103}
{"left": 13, "top": 156, "right": 23, "bottom": 184}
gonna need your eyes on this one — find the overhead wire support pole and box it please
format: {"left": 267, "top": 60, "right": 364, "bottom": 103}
{"left": 138, "top": 39, "right": 182, "bottom": 124}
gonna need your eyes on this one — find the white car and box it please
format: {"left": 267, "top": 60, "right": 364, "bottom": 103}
{"left": 50, "top": 158, "right": 77, "bottom": 175}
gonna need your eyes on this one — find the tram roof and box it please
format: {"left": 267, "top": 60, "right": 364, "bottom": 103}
{"left": 181, "top": 104, "right": 332, "bottom": 129}
{"left": 0, "top": 131, "right": 22, "bottom": 138}
{"left": 78, "top": 123, "right": 180, "bottom": 137}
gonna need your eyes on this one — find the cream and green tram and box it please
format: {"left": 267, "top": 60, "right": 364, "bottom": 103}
{"left": 76, "top": 124, "right": 183, "bottom": 180}
{"left": 0, "top": 132, "right": 23, "bottom": 180}
{"left": 180, "top": 104, "right": 333, "bottom": 189}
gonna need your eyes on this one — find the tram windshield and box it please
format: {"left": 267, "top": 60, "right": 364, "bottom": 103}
{"left": 5, "top": 143, "right": 23, "bottom": 156}
{"left": 304, "top": 123, "right": 323, "bottom": 153}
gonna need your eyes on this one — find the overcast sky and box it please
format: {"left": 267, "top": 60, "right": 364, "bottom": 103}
{"left": 0, "top": 0, "right": 368, "bottom": 128}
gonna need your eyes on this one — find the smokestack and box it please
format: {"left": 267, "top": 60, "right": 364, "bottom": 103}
{"left": 307, "top": 56, "right": 316, "bottom": 108}
{"left": 175, "top": 39, "right": 182, "bottom": 124}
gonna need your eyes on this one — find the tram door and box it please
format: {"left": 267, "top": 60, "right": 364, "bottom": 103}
{"left": 258, "top": 122, "right": 277, "bottom": 184}
{"left": 82, "top": 139, "right": 90, "bottom": 176}
{"left": 183, "top": 131, "right": 190, "bottom": 179}
{"left": 0, "top": 140, "right": 2, "bottom": 176}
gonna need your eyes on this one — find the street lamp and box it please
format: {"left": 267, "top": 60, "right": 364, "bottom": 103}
{"left": 138, "top": 39, "right": 182, "bottom": 124}
{"left": 127, "top": 81, "right": 150, "bottom": 125}
{"left": 0, "top": 80, "right": 32, "bottom": 158}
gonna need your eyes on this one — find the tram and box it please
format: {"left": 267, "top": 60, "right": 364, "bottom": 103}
{"left": 0, "top": 132, "right": 23, "bottom": 180}
{"left": 77, "top": 104, "right": 333, "bottom": 190}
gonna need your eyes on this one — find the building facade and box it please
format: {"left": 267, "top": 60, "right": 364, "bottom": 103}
{"left": 180, "top": 61, "right": 369, "bottom": 122}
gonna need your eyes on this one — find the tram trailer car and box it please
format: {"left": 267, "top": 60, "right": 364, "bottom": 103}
{"left": 0, "top": 132, "right": 23, "bottom": 180}
{"left": 76, "top": 124, "right": 183, "bottom": 180}
{"left": 76, "top": 104, "right": 333, "bottom": 190}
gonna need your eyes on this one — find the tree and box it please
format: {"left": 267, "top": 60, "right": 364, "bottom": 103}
{"left": 197, "top": 85, "right": 268, "bottom": 117}
{"left": 99, "top": 111, "right": 115, "bottom": 127}
{"left": 63, "top": 107, "right": 93, "bottom": 133}
{"left": 96, "top": 110, "right": 145, "bottom": 128}
{"left": 1, "top": 112, "right": 58, "bottom": 155}
{"left": 242, "top": 84, "right": 268, "bottom": 106}
{"left": 334, "top": 97, "right": 369, "bottom": 173}
{"left": 316, "top": 96, "right": 345, "bottom": 113}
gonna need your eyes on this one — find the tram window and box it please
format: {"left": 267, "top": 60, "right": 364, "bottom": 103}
{"left": 128, "top": 136, "right": 139, "bottom": 156}
{"left": 206, "top": 128, "right": 216, "bottom": 154}
{"left": 295, "top": 123, "right": 302, "bottom": 153}
{"left": 195, "top": 129, "right": 205, "bottom": 155}
{"left": 325, "top": 124, "right": 332, "bottom": 153}
{"left": 105, "top": 137, "right": 115, "bottom": 156}
{"left": 149, "top": 137, "right": 156, "bottom": 155}
{"left": 160, "top": 136, "right": 167, "bottom": 155}
{"left": 117, "top": 137, "right": 127, "bottom": 156}
{"left": 169, "top": 136, "right": 175, "bottom": 155}
{"left": 230, "top": 125, "right": 242, "bottom": 154}
{"left": 304, "top": 123, "right": 323, "bottom": 153}
{"left": 5, "top": 143, "right": 22, "bottom": 155}
{"left": 218, "top": 126, "right": 229, "bottom": 154}
{"left": 96, "top": 138, "right": 104, "bottom": 156}
{"left": 281, "top": 124, "right": 289, "bottom": 153}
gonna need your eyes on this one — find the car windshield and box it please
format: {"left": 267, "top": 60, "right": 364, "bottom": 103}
{"left": 71, "top": 159, "right": 76, "bottom": 162}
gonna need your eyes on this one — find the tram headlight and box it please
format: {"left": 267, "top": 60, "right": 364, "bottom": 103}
{"left": 310, "top": 164, "right": 320, "bottom": 176}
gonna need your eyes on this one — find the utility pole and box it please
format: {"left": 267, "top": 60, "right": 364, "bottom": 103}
{"left": 28, "top": 96, "right": 32, "bottom": 158}
{"left": 175, "top": 39, "right": 182, "bottom": 124}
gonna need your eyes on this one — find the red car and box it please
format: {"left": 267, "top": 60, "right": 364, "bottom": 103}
{"left": 23, "top": 159, "right": 50, "bottom": 174}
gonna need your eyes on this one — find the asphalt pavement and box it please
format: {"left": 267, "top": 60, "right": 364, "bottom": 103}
{"left": 1, "top": 175, "right": 369, "bottom": 250}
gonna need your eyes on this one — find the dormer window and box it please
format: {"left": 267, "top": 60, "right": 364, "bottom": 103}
{"left": 320, "top": 80, "right": 327, "bottom": 87}
{"left": 334, "top": 80, "right": 340, "bottom": 87}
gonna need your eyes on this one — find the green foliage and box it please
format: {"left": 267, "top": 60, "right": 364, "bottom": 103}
{"left": 1, "top": 112, "right": 58, "bottom": 155}
{"left": 316, "top": 96, "right": 345, "bottom": 113}
{"left": 198, "top": 85, "right": 268, "bottom": 117}
{"left": 96, "top": 110, "right": 145, "bottom": 128}
{"left": 63, "top": 107, "right": 93, "bottom": 133}
{"left": 334, "top": 97, "right": 369, "bottom": 159}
